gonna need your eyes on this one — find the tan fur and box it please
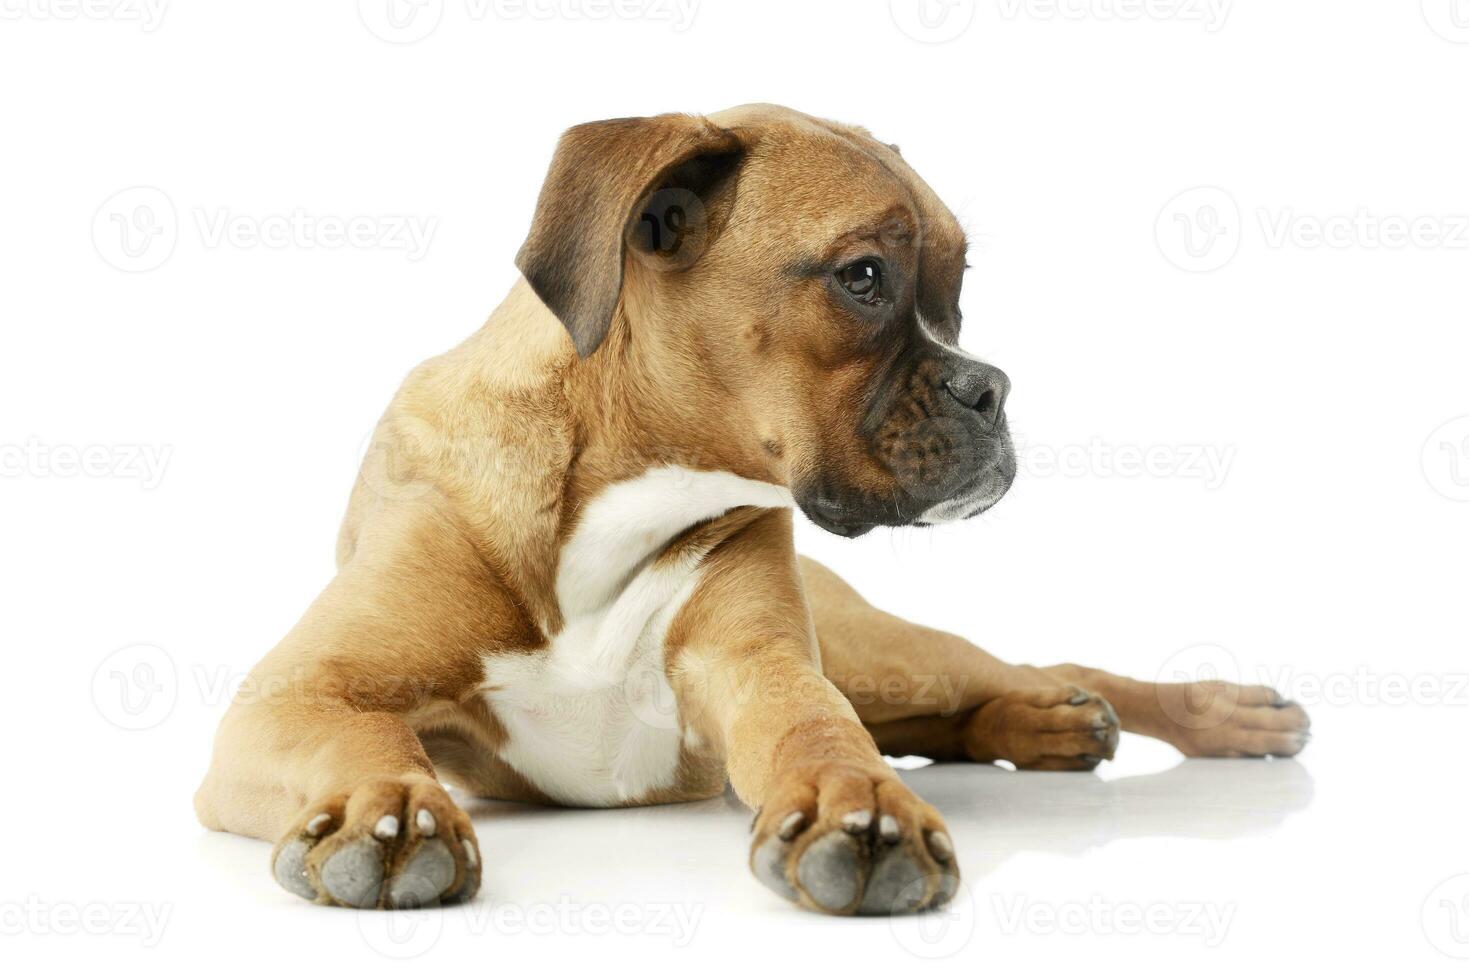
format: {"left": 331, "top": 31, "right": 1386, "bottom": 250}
{"left": 196, "top": 105, "right": 1308, "bottom": 914}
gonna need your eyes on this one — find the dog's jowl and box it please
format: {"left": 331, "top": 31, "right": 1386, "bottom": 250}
{"left": 195, "top": 104, "right": 1310, "bottom": 915}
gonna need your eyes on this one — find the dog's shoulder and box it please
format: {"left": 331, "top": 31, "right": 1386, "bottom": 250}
{"left": 336, "top": 279, "right": 577, "bottom": 576}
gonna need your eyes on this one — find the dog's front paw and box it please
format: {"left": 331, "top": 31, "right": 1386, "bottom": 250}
{"left": 964, "top": 685, "right": 1120, "bottom": 770}
{"left": 1160, "top": 682, "right": 1311, "bottom": 758}
{"left": 749, "top": 764, "right": 958, "bottom": 916}
{"left": 270, "top": 777, "right": 480, "bottom": 909}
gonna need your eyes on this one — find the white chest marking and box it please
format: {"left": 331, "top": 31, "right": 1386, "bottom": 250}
{"left": 480, "top": 466, "right": 793, "bottom": 806}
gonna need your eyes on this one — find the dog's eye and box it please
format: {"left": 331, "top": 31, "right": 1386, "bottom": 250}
{"left": 836, "top": 259, "right": 884, "bottom": 305}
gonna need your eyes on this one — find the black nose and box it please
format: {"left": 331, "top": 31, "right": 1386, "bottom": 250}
{"left": 944, "top": 364, "right": 1010, "bottom": 426}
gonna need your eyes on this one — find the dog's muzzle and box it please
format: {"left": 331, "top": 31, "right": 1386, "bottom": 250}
{"left": 799, "top": 352, "right": 1016, "bottom": 537}
{"left": 912, "top": 359, "right": 1015, "bottom": 524}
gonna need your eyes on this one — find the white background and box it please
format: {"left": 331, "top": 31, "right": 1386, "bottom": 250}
{"left": 2, "top": 0, "right": 1467, "bottom": 974}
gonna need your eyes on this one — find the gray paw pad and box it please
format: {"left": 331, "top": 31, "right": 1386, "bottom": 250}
{"left": 272, "top": 839, "right": 316, "bottom": 901}
{"left": 930, "top": 869, "right": 961, "bottom": 909}
{"left": 751, "top": 836, "right": 798, "bottom": 901}
{"left": 858, "top": 847, "right": 925, "bottom": 915}
{"left": 446, "top": 865, "right": 481, "bottom": 904}
{"left": 795, "top": 831, "right": 862, "bottom": 912}
{"left": 387, "top": 839, "right": 456, "bottom": 909}
{"left": 321, "top": 838, "right": 384, "bottom": 908}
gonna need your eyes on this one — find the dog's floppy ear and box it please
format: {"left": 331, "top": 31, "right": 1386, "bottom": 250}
{"left": 516, "top": 114, "right": 743, "bottom": 358}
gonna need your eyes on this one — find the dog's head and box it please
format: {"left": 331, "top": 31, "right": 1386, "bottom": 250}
{"left": 517, "top": 104, "right": 1014, "bottom": 537}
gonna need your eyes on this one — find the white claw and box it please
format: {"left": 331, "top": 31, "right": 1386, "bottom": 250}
{"left": 463, "top": 840, "right": 479, "bottom": 868}
{"left": 373, "top": 815, "right": 400, "bottom": 840}
{"left": 777, "top": 811, "right": 806, "bottom": 841}
{"left": 841, "top": 809, "right": 872, "bottom": 833}
{"left": 305, "top": 813, "right": 331, "bottom": 837}
{"left": 878, "top": 814, "right": 901, "bottom": 842}
{"left": 927, "top": 830, "right": 954, "bottom": 861}
{"left": 415, "top": 808, "right": 437, "bottom": 837}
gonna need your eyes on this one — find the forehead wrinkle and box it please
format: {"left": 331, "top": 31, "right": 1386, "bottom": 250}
{"left": 817, "top": 125, "right": 972, "bottom": 293}
{"left": 731, "top": 111, "right": 965, "bottom": 303}
{"left": 719, "top": 106, "right": 963, "bottom": 244}
{"left": 834, "top": 133, "right": 968, "bottom": 323}
{"left": 810, "top": 116, "right": 957, "bottom": 227}
{"left": 778, "top": 206, "right": 917, "bottom": 280}
{"left": 835, "top": 204, "right": 917, "bottom": 252}
{"left": 814, "top": 149, "right": 926, "bottom": 278}
{"left": 731, "top": 125, "right": 910, "bottom": 229}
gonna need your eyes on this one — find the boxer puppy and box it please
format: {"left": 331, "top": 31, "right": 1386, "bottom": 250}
{"left": 195, "top": 104, "right": 1310, "bottom": 915}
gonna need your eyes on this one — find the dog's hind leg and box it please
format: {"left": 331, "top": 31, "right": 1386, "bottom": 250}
{"left": 800, "top": 556, "right": 1310, "bottom": 766}
{"left": 799, "top": 555, "right": 1048, "bottom": 723}
{"left": 1042, "top": 662, "right": 1311, "bottom": 759}
{"left": 799, "top": 556, "right": 1119, "bottom": 769}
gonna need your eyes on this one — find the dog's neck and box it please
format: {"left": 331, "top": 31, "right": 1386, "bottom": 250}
{"left": 551, "top": 289, "right": 784, "bottom": 495}
{"left": 420, "top": 282, "right": 781, "bottom": 554}
{"left": 435, "top": 277, "right": 792, "bottom": 634}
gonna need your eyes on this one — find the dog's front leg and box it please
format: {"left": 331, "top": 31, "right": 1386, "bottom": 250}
{"left": 194, "top": 532, "right": 502, "bottom": 909}
{"left": 200, "top": 693, "right": 480, "bottom": 909}
{"left": 671, "top": 512, "right": 958, "bottom": 916}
